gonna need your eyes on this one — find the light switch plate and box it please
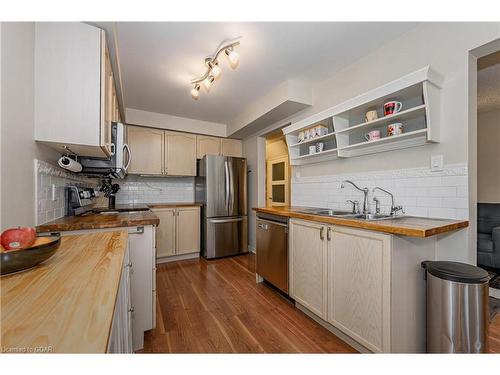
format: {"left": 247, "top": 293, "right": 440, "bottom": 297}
{"left": 431, "top": 154, "right": 443, "bottom": 172}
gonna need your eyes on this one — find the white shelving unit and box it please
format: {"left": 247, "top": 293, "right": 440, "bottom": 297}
{"left": 283, "top": 66, "right": 442, "bottom": 165}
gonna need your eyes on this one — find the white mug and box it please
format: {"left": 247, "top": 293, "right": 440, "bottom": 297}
{"left": 387, "top": 123, "right": 404, "bottom": 136}
{"left": 309, "top": 145, "right": 316, "bottom": 154}
{"left": 365, "top": 110, "right": 378, "bottom": 122}
{"left": 316, "top": 142, "right": 324, "bottom": 153}
{"left": 364, "top": 130, "right": 381, "bottom": 141}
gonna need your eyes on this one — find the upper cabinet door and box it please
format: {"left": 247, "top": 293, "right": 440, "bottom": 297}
{"left": 221, "top": 139, "right": 243, "bottom": 157}
{"left": 196, "top": 135, "right": 221, "bottom": 159}
{"left": 165, "top": 132, "right": 197, "bottom": 176}
{"left": 127, "top": 126, "right": 164, "bottom": 175}
{"left": 34, "top": 23, "right": 112, "bottom": 158}
{"left": 101, "top": 36, "right": 113, "bottom": 156}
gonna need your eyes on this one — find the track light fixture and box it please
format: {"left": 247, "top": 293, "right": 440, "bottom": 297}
{"left": 190, "top": 37, "right": 241, "bottom": 100}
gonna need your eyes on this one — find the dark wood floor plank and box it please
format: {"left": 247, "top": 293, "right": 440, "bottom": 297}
{"left": 141, "top": 254, "right": 357, "bottom": 353}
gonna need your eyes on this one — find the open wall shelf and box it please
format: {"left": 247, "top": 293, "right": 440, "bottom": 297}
{"left": 283, "top": 66, "right": 442, "bottom": 166}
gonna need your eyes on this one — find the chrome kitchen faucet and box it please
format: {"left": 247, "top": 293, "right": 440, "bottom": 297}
{"left": 341, "top": 180, "right": 370, "bottom": 214}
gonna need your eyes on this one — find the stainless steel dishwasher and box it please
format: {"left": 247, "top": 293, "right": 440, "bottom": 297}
{"left": 256, "top": 213, "right": 288, "bottom": 294}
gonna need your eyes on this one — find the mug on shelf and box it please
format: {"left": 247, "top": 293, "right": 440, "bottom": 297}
{"left": 387, "top": 123, "right": 404, "bottom": 136}
{"left": 365, "top": 110, "right": 378, "bottom": 122}
{"left": 316, "top": 142, "right": 324, "bottom": 153}
{"left": 298, "top": 131, "right": 305, "bottom": 142}
{"left": 383, "top": 101, "right": 403, "bottom": 116}
{"left": 364, "top": 130, "right": 381, "bottom": 142}
{"left": 309, "top": 145, "right": 316, "bottom": 154}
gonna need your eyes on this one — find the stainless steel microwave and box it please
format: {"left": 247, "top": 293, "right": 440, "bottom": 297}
{"left": 79, "top": 122, "right": 131, "bottom": 179}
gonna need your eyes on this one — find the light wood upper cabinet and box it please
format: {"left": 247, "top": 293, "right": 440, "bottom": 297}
{"left": 154, "top": 208, "right": 176, "bottom": 258}
{"left": 328, "top": 226, "right": 391, "bottom": 353}
{"left": 196, "top": 135, "right": 221, "bottom": 159}
{"left": 165, "top": 132, "right": 197, "bottom": 176}
{"left": 221, "top": 139, "right": 243, "bottom": 157}
{"left": 289, "top": 219, "right": 328, "bottom": 319}
{"left": 127, "top": 126, "right": 164, "bottom": 175}
{"left": 34, "top": 22, "right": 119, "bottom": 158}
{"left": 176, "top": 207, "right": 201, "bottom": 255}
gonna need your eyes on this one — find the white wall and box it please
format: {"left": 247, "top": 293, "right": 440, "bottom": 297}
{"left": 242, "top": 22, "right": 500, "bottom": 260}
{"left": 478, "top": 108, "right": 500, "bottom": 202}
{"left": 1, "top": 22, "right": 60, "bottom": 230}
{"left": 125, "top": 107, "right": 227, "bottom": 137}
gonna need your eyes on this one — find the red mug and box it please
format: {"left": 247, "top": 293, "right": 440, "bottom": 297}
{"left": 383, "top": 101, "right": 402, "bottom": 116}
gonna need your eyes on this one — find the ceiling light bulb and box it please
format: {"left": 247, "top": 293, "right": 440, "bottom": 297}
{"left": 190, "top": 84, "right": 200, "bottom": 100}
{"left": 211, "top": 63, "right": 222, "bottom": 79}
{"left": 203, "top": 75, "right": 215, "bottom": 91}
{"left": 225, "top": 48, "right": 240, "bottom": 67}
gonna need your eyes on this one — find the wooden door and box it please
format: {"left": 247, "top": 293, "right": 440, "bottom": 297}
{"left": 100, "top": 34, "right": 113, "bottom": 156}
{"left": 127, "top": 126, "right": 164, "bottom": 175}
{"left": 165, "top": 132, "right": 197, "bottom": 176}
{"left": 289, "top": 219, "right": 328, "bottom": 319}
{"left": 221, "top": 138, "right": 243, "bottom": 157}
{"left": 266, "top": 156, "right": 290, "bottom": 207}
{"left": 153, "top": 208, "right": 176, "bottom": 258}
{"left": 176, "top": 207, "right": 200, "bottom": 255}
{"left": 329, "top": 226, "right": 391, "bottom": 353}
{"left": 196, "top": 135, "right": 221, "bottom": 159}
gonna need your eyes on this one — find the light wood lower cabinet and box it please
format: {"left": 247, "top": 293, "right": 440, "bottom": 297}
{"left": 153, "top": 206, "right": 200, "bottom": 259}
{"left": 289, "top": 219, "right": 392, "bottom": 353}
{"left": 289, "top": 219, "right": 328, "bottom": 319}
{"left": 328, "top": 226, "right": 391, "bottom": 353}
{"left": 127, "top": 126, "right": 164, "bottom": 175}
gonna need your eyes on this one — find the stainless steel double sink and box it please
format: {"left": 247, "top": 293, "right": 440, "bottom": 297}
{"left": 296, "top": 208, "right": 403, "bottom": 221}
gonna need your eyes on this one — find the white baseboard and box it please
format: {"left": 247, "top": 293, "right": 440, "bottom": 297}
{"left": 156, "top": 252, "right": 199, "bottom": 264}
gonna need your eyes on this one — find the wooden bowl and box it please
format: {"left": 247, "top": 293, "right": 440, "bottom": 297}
{"left": 0, "top": 234, "right": 61, "bottom": 275}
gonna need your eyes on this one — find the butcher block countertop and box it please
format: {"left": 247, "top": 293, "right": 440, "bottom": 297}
{"left": 1, "top": 231, "right": 127, "bottom": 353}
{"left": 36, "top": 210, "right": 159, "bottom": 232}
{"left": 253, "top": 206, "right": 468, "bottom": 238}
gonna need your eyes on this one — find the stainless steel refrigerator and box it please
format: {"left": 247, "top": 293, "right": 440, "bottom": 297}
{"left": 196, "top": 155, "right": 248, "bottom": 259}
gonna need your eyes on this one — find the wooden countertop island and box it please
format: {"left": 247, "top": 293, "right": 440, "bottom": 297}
{"left": 253, "top": 206, "right": 468, "bottom": 237}
{"left": 1, "top": 231, "right": 128, "bottom": 353}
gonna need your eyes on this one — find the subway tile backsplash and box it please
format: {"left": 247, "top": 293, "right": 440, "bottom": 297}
{"left": 115, "top": 175, "right": 195, "bottom": 204}
{"left": 291, "top": 163, "right": 469, "bottom": 220}
{"left": 35, "top": 159, "right": 98, "bottom": 225}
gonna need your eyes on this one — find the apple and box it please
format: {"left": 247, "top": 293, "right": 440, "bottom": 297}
{"left": 1, "top": 227, "right": 36, "bottom": 250}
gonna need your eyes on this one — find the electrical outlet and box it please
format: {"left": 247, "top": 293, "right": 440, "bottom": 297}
{"left": 431, "top": 154, "right": 443, "bottom": 172}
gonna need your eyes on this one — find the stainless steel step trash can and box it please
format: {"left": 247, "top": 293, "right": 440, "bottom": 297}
{"left": 422, "top": 261, "right": 489, "bottom": 353}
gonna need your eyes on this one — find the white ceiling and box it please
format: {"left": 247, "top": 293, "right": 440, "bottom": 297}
{"left": 105, "top": 22, "right": 419, "bottom": 124}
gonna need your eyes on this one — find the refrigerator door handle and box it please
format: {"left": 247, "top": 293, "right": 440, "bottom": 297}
{"left": 224, "top": 160, "right": 230, "bottom": 214}
{"left": 228, "top": 159, "right": 234, "bottom": 215}
{"left": 208, "top": 217, "right": 244, "bottom": 224}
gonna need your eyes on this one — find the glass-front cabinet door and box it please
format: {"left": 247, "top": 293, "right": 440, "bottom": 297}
{"left": 266, "top": 156, "right": 290, "bottom": 207}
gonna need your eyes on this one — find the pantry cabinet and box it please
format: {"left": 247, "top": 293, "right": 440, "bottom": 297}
{"left": 153, "top": 206, "right": 200, "bottom": 260}
{"left": 289, "top": 219, "right": 328, "bottom": 319}
{"left": 196, "top": 135, "right": 222, "bottom": 159}
{"left": 221, "top": 138, "right": 243, "bottom": 157}
{"left": 328, "top": 226, "right": 391, "bottom": 353}
{"left": 165, "top": 132, "right": 197, "bottom": 176}
{"left": 34, "top": 22, "right": 119, "bottom": 158}
{"left": 127, "top": 126, "right": 164, "bottom": 175}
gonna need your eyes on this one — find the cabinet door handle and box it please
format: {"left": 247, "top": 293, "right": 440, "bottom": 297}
{"left": 320, "top": 226, "right": 325, "bottom": 241}
{"left": 327, "top": 227, "right": 331, "bottom": 241}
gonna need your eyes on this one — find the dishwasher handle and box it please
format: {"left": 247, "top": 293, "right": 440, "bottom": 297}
{"left": 256, "top": 218, "right": 288, "bottom": 228}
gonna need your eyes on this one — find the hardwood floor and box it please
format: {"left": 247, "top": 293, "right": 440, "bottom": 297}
{"left": 140, "top": 253, "right": 356, "bottom": 353}
{"left": 490, "top": 312, "right": 500, "bottom": 353}
{"left": 140, "top": 253, "right": 500, "bottom": 353}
